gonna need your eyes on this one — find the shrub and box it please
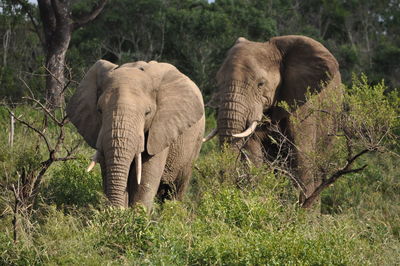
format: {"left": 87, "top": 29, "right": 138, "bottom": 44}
{"left": 43, "top": 158, "right": 103, "bottom": 208}
{"left": 88, "top": 206, "right": 156, "bottom": 259}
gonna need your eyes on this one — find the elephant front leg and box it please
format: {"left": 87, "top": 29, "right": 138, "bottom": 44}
{"left": 242, "top": 132, "right": 265, "bottom": 167}
{"left": 290, "top": 110, "right": 320, "bottom": 209}
{"left": 128, "top": 148, "right": 169, "bottom": 212}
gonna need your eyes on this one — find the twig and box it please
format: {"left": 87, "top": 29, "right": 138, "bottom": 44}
{"left": 6, "top": 109, "right": 51, "bottom": 152}
{"left": 18, "top": 76, "right": 36, "bottom": 99}
{"left": 22, "top": 96, "right": 63, "bottom": 126}
{"left": 301, "top": 147, "right": 374, "bottom": 208}
{"left": 43, "top": 65, "right": 64, "bottom": 86}
{"left": 14, "top": 0, "right": 44, "bottom": 46}
{"left": 9, "top": 111, "right": 14, "bottom": 147}
{"left": 11, "top": 183, "right": 20, "bottom": 243}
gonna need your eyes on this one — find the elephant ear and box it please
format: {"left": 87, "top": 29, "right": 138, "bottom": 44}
{"left": 270, "top": 35, "right": 339, "bottom": 106}
{"left": 66, "top": 59, "right": 117, "bottom": 148}
{"left": 146, "top": 63, "right": 204, "bottom": 155}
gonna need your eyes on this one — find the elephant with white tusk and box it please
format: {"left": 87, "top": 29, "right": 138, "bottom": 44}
{"left": 67, "top": 60, "right": 205, "bottom": 210}
{"left": 205, "top": 35, "right": 343, "bottom": 207}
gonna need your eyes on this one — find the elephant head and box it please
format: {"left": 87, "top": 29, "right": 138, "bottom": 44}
{"left": 207, "top": 35, "right": 340, "bottom": 147}
{"left": 67, "top": 60, "right": 204, "bottom": 207}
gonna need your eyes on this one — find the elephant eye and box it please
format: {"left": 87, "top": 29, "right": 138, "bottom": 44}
{"left": 258, "top": 81, "right": 265, "bottom": 87}
{"left": 145, "top": 108, "right": 151, "bottom": 116}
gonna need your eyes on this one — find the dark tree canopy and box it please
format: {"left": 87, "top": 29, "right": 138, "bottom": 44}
{"left": 0, "top": 0, "right": 399, "bottom": 102}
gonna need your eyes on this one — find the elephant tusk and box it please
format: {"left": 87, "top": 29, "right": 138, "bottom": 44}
{"left": 203, "top": 128, "right": 218, "bottom": 142}
{"left": 86, "top": 161, "right": 96, "bottom": 172}
{"left": 86, "top": 150, "right": 100, "bottom": 172}
{"left": 232, "top": 121, "right": 258, "bottom": 138}
{"left": 135, "top": 153, "right": 142, "bottom": 185}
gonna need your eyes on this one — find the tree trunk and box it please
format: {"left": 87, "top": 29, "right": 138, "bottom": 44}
{"left": 43, "top": 17, "right": 71, "bottom": 108}
{"left": 37, "top": 0, "right": 107, "bottom": 109}
{"left": 45, "top": 48, "right": 67, "bottom": 108}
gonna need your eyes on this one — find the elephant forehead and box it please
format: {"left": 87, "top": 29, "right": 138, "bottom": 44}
{"left": 106, "top": 68, "right": 151, "bottom": 88}
{"left": 225, "top": 41, "right": 280, "bottom": 67}
{"left": 120, "top": 61, "right": 148, "bottom": 69}
{"left": 111, "top": 67, "right": 146, "bottom": 79}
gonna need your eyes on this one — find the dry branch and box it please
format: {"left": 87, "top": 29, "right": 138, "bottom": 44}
{"left": 5, "top": 93, "right": 81, "bottom": 242}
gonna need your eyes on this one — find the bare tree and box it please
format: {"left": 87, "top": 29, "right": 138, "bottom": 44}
{"left": 2, "top": 94, "right": 81, "bottom": 241}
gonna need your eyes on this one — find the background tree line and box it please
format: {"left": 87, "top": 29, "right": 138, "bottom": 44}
{"left": 0, "top": 0, "right": 399, "bottom": 103}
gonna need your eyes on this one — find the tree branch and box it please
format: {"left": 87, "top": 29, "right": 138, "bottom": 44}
{"left": 14, "top": 0, "right": 45, "bottom": 46}
{"left": 72, "top": 0, "right": 108, "bottom": 31}
{"left": 6, "top": 109, "right": 52, "bottom": 152}
{"left": 37, "top": 0, "right": 56, "bottom": 46}
{"left": 301, "top": 164, "right": 367, "bottom": 209}
{"left": 301, "top": 147, "right": 373, "bottom": 208}
{"left": 22, "top": 96, "right": 63, "bottom": 126}
{"left": 50, "top": 0, "right": 69, "bottom": 26}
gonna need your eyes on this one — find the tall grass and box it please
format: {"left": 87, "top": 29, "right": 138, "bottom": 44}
{"left": 0, "top": 143, "right": 399, "bottom": 265}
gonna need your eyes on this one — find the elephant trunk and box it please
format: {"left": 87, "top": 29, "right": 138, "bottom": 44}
{"left": 217, "top": 81, "right": 251, "bottom": 145}
{"left": 102, "top": 107, "right": 144, "bottom": 207}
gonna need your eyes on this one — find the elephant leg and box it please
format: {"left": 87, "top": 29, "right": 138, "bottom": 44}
{"left": 290, "top": 107, "right": 319, "bottom": 207}
{"left": 99, "top": 156, "right": 107, "bottom": 194}
{"left": 157, "top": 117, "right": 205, "bottom": 201}
{"left": 175, "top": 168, "right": 192, "bottom": 200}
{"left": 128, "top": 148, "right": 169, "bottom": 211}
{"left": 157, "top": 166, "right": 193, "bottom": 202}
{"left": 243, "top": 134, "right": 264, "bottom": 167}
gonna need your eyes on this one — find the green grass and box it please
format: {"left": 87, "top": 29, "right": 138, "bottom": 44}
{"left": 0, "top": 98, "right": 399, "bottom": 265}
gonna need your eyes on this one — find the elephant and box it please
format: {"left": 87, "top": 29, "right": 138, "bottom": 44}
{"left": 67, "top": 60, "right": 205, "bottom": 209}
{"left": 204, "top": 35, "right": 342, "bottom": 207}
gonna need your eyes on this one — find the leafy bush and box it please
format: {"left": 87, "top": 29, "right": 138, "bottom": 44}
{"left": 88, "top": 206, "right": 156, "bottom": 259}
{"left": 43, "top": 158, "right": 103, "bottom": 208}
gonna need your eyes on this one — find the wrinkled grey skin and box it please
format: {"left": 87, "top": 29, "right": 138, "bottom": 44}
{"left": 213, "top": 35, "right": 342, "bottom": 206}
{"left": 67, "top": 60, "right": 205, "bottom": 209}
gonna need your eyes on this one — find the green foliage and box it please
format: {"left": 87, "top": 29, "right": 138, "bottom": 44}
{"left": 2, "top": 0, "right": 400, "bottom": 101}
{"left": 1, "top": 150, "right": 398, "bottom": 264}
{"left": 0, "top": 206, "right": 105, "bottom": 265}
{"left": 43, "top": 158, "right": 103, "bottom": 208}
{"left": 0, "top": 153, "right": 398, "bottom": 265}
{"left": 89, "top": 206, "right": 155, "bottom": 258}
{"left": 344, "top": 74, "right": 399, "bottom": 147}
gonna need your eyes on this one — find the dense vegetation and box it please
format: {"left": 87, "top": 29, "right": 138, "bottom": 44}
{"left": 1, "top": 0, "right": 400, "bottom": 101}
{"left": 0, "top": 0, "right": 399, "bottom": 264}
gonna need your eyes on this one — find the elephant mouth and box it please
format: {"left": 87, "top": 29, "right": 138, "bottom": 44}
{"left": 231, "top": 121, "right": 258, "bottom": 138}
{"left": 203, "top": 121, "right": 258, "bottom": 142}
